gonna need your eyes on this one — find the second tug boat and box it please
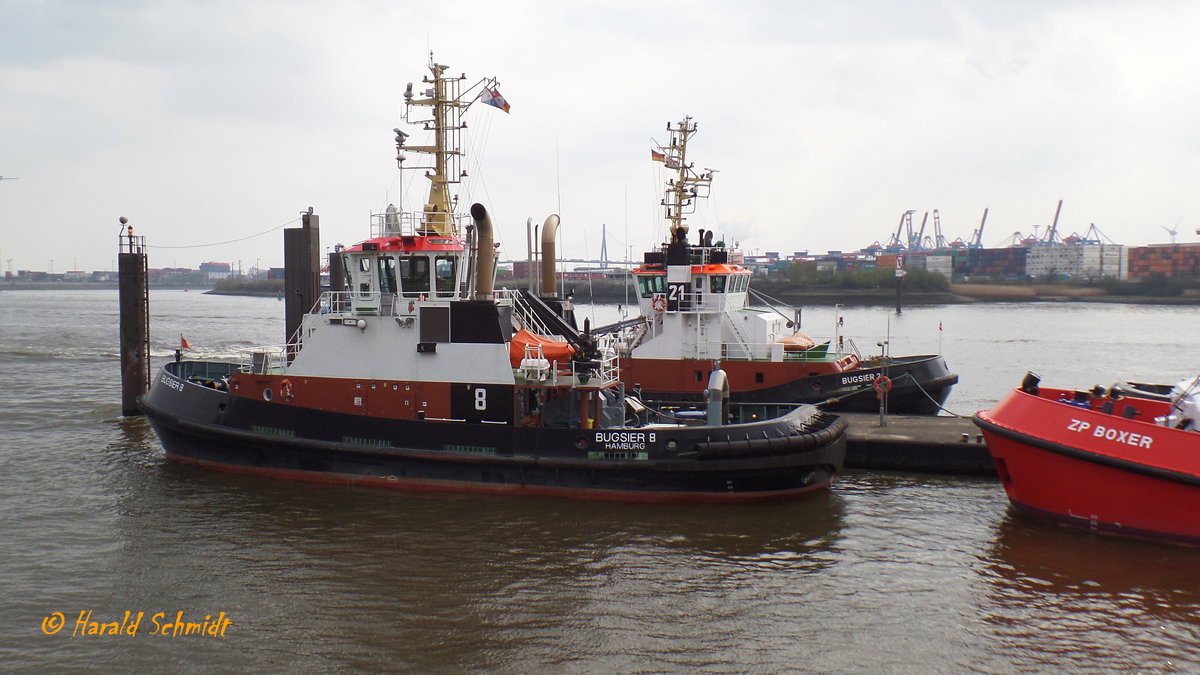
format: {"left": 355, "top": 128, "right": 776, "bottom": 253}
{"left": 600, "top": 118, "right": 958, "bottom": 414}
{"left": 139, "top": 58, "right": 847, "bottom": 502}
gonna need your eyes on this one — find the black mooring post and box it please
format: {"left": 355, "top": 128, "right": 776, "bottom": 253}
{"left": 284, "top": 209, "right": 320, "bottom": 361}
{"left": 118, "top": 217, "right": 150, "bottom": 416}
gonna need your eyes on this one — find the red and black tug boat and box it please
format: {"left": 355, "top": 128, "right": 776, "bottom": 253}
{"left": 138, "top": 58, "right": 847, "bottom": 503}
{"left": 974, "top": 372, "right": 1200, "bottom": 545}
{"left": 596, "top": 118, "right": 957, "bottom": 414}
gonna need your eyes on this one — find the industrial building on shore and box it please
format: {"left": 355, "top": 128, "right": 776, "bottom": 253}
{"left": 750, "top": 241, "right": 1200, "bottom": 283}
{"left": 748, "top": 204, "right": 1196, "bottom": 282}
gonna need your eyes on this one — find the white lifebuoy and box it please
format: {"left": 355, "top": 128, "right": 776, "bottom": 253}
{"left": 280, "top": 378, "right": 295, "bottom": 400}
{"left": 652, "top": 296, "right": 667, "bottom": 312}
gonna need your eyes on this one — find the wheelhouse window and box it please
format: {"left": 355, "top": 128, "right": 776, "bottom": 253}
{"left": 435, "top": 256, "right": 457, "bottom": 297}
{"left": 377, "top": 256, "right": 397, "bottom": 294}
{"left": 637, "top": 274, "right": 666, "bottom": 298}
{"left": 356, "top": 256, "right": 372, "bottom": 295}
{"left": 710, "top": 275, "right": 727, "bottom": 293}
{"left": 400, "top": 255, "right": 430, "bottom": 297}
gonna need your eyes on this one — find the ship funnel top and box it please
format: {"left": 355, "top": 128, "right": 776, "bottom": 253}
{"left": 541, "top": 214, "right": 560, "bottom": 298}
{"left": 470, "top": 203, "right": 495, "bottom": 299}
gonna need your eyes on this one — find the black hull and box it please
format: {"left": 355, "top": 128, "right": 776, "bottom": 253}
{"left": 647, "top": 355, "right": 958, "bottom": 415}
{"left": 140, "top": 364, "right": 847, "bottom": 503}
{"left": 810, "top": 355, "right": 957, "bottom": 414}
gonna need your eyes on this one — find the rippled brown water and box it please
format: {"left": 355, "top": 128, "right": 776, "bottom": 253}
{"left": 2, "top": 290, "right": 1197, "bottom": 671}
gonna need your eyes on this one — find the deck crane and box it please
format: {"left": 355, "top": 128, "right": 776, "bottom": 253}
{"left": 1008, "top": 231, "right": 1040, "bottom": 247}
{"left": 1083, "top": 223, "right": 1113, "bottom": 244}
{"left": 1043, "top": 200, "right": 1064, "bottom": 244}
{"left": 889, "top": 210, "right": 915, "bottom": 250}
{"left": 947, "top": 208, "right": 987, "bottom": 249}
{"left": 914, "top": 211, "right": 929, "bottom": 250}
{"left": 969, "top": 208, "right": 987, "bottom": 248}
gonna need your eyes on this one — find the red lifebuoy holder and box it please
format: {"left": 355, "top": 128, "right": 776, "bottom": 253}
{"left": 873, "top": 375, "right": 892, "bottom": 399}
{"left": 652, "top": 295, "right": 667, "bottom": 312}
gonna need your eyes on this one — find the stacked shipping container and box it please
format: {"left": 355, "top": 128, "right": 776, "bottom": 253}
{"left": 1127, "top": 243, "right": 1200, "bottom": 279}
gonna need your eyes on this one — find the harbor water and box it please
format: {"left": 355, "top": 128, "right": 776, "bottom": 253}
{"left": 1, "top": 289, "right": 1197, "bottom": 671}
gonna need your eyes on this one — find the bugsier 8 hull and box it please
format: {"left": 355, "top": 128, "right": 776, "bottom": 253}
{"left": 141, "top": 360, "right": 847, "bottom": 503}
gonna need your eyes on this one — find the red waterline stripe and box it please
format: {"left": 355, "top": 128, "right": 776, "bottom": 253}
{"left": 166, "top": 452, "right": 833, "bottom": 504}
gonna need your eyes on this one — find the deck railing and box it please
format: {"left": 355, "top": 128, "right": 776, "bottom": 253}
{"left": 314, "top": 290, "right": 411, "bottom": 318}
{"left": 238, "top": 346, "right": 289, "bottom": 375}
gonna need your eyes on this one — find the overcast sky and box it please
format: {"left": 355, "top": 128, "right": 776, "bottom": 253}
{"left": 2, "top": 0, "right": 1198, "bottom": 273}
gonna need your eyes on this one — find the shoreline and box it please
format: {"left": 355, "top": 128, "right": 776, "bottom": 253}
{"left": 548, "top": 281, "right": 1200, "bottom": 306}
{"left": 1, "top": 281, "right": 203, "bottom": 292}
{"left": 6, "top": 280, "right": 1200, "bottom": 305}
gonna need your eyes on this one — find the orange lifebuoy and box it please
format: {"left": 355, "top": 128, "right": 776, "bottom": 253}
{"left": 652, "top": 296, "right": 667, "bottom": 312}
{"left": 280, "top": 378, "right": 295, "bottom": 400}
{"left": 873, "top": 375, "right": 892, "bottom": 395}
